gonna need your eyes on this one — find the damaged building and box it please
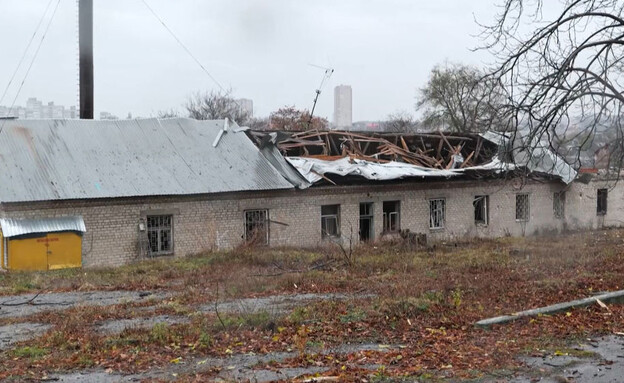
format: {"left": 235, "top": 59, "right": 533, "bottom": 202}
{"left": 0, "top": 118, "right": 620, "bottom": 270}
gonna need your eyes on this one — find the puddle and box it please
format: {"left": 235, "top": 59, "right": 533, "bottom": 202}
{"left": 509, "top": 335, "right": 624, "bottom": 383}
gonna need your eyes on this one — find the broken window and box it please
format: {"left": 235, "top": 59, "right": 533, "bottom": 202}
{"left": 383, "top": 201, "right": 400, "bottom": 233}
{"left": 147, "top": 215, "right": 173, "bottom": 256}
{"left": 474, "top": 195, "right": 489, "bottom": 225}
{"left": 429, "top": 198, "right": 446, "bottom": 229}
{"left": 597, "top": 188, "right": 608, "bottom": 215}
{"left": 516, "top": 194, "right": 530, "bottom": 221}
{"left": 244, "top": 209, "right": 269, "bottom": 245}
{"left": 553, "top": 191, "right": 565, "bottom": 219}
{"left": 359, "top": 202, "right": 374, "bottom": 242}
{"left": 321, "top": 205, "right": 340, "bottom": 238}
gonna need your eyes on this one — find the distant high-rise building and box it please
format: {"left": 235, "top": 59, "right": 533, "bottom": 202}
{"left": 236, "top": 98, "right": 253, "bottom": 118}
{"left": 333, "top": 85, "right": 352, "bottom": 129}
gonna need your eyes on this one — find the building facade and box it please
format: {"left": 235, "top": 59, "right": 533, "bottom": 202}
{"left": 0, "top": 118, "right": 620, "bottom": 269}
{"left": 1, "top": 177, "right": 620, "bottom": 268}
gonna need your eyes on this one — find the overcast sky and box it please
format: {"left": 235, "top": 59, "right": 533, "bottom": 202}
{"left": 0, "top": 0, "right": 503, "bottom": 121}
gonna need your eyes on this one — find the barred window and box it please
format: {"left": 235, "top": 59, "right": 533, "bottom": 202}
{"left": 321, "top": 205, "right": 340, "bottom": 238}
{"left": 383, "top": 201, "right": 400, "bottom": 233}
{"left": 147, "top": 215, "right": 173, "bottom": 256}
{"left": 516, "top": 194, "right": 530, "bottom": 221}
{"left": 553, "top": 191, "right": 565, "bottom": 219}
{"left": 474, "top": 195, "right": 489, "bottom": 225}
{"left": 245, "top": 210, "right": 269, "bottom": 245}
{"left": 597, "top": 189, "right": 608, "bottom": 215}
{"left": 429, "top": 198, "right": 446, "bottom": 229}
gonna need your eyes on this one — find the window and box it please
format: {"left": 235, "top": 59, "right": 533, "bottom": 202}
{"left": 321, "top": 205, "right": 340, "bottom": 238}
{"left": 553, "top": 191, "right": 565, "bottom": 219}
{"left": 515, "top": 194, "right": 530, "bottom": 221}
{"left": 383, "top": 201, "right": 400, "bottom": 233}
{"left": 147, "top": 215, "right": 173, "bottom": 256}
{"left": 474, "top": 195, "right": 489, "bottom": 225}
{"left": 244, "top": 210, "right": 269, "bottom": 245}
{"left": 597, "top": 188, "right": 608, "bottom": 215}
{"left": 429, "top": 198, "right": 446, "bottom": 229}
{"left": 359, "top": 202, "right": 374, "bottom": 242}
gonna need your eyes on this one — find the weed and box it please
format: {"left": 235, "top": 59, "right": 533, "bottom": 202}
{"left": 150, "top": 323, "right": 172, "bottom": 345}
{"left": 11, "top": 346, "right": 49, "bottom": 359}
{"left": 340, "top": 307, "right": 366, "bottom": 323}
{"left": 451, "top": 288, "right": 463, "bottom": 309}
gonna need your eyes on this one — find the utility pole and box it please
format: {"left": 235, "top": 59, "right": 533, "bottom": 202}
{"left": 79, "top": 0, "right": 94, "bottom": 119}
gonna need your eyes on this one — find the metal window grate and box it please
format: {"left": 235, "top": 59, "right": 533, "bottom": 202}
{"left": 321, "top": 205, "right": 340, "bottom": 238}
{"left": 553, "top": 192, "right": 565, "bottom": 219}
{"left": 382, "top": 201, "right": 400, "bottom": 233}
{"left": 474, "top": 195, "right": 488, "bottom": 225}
{"left": 147, "top": 215, "right": 173, "bottom": 256}
{"left": 597, "top": 189, "right": 608, "bottom": 215}
{"left": 516, "top": 194, "right": 530, "bottom": 221}
{"left": 429, "top": 199, "right": 445, "bottom": 229}
{"left": 244, "top": 209, "right": 269, "bottom": 245}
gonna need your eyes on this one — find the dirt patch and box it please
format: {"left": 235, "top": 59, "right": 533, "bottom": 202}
{"left": 201, "top": 292, "right": 375, "bottom": 315}
{"left": 95, "top": 314, "right": 190, "bottom": 335}
{"left": 47, "top": 343, "right": 397, "bottom": 382}
{"left": 0, "top": 322, "right": 52, "bottom": 350}
{"left": 0, "top": 290, "right": 168, "bottom": 319}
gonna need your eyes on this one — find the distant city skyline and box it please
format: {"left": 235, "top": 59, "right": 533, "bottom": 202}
{"left": 0, "top": 97, "right": 77, "bottom": 119}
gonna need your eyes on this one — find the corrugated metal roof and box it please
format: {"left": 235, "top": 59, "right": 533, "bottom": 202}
{"left": 0, "top": 216, "right": 86, "bottom": 238}
{"left": 0, "top": 118, "right": 293, "bottom": 203}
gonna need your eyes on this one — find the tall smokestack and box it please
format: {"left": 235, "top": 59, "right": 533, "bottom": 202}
{"left": 79, "top": 0, "right": 94, "bottom": 119}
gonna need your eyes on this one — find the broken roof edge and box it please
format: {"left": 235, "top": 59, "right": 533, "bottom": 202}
{"left": 285, "top": 156, "right": 517, "bottom": 185}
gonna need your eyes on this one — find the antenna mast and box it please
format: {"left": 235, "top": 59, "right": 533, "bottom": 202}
{"left": 308, "top": 64, "right": 334, "bottom": 128}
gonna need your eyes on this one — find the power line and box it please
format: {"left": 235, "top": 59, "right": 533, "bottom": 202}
{"left": 0, "top": 0, "right": 62, "bottom": 135}
{"left": 0, "top": 0, "right": 56, "bottom": 107}
{"left": 140, "top": 0, "right": 228, "bottom": 94}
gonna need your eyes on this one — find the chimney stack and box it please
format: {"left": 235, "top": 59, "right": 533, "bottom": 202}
{"left": 79, "top": 0, "right": 94, "bottom": 119}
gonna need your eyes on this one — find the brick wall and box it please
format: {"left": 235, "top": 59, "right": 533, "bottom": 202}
{"left": 0, "top": 177, "right": 621, "bottom": 268}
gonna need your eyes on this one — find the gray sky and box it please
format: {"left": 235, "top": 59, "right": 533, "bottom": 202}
{"left": 0, "top": 0, "right": 501, "bottom": 121}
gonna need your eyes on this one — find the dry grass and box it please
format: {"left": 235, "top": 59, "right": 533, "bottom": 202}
{"left": 2, "top": 229, "right": 624, "bottom": 381}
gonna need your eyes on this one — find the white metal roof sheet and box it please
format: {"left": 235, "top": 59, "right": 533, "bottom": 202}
{"left": 0, "top": 216, "right": 86, "bottom": 238}
{"left": 0, "top": 118, "right": 293, "bottom": 203}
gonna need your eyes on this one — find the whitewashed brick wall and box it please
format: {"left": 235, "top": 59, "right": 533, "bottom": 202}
{"left": 0, "top": 177, "right": 621, "bottom": 268}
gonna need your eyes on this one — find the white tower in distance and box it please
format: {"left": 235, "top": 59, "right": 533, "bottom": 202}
{"left": 333, "top": 85, "right": 352, "bottom": 129}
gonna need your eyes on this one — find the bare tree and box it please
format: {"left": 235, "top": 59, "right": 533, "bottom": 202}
{"left": 186, "top": 90, "right": 250, "bottom": 125}
{"left": 246, "top": 117, "right": 270, "bottom": 130}
{"left": 269, "top": 106, "right": 328, "bottom": 131}
{"left": 483, "top": 0, "right": 624, "bottom": 171}
{"left": 156, "top": 109, "right": 180, "bottom": 118}
{"left": 416, "top": 62, "right": 506, "bottom": 133}
{"left": 383, "top": 111, "right": 418, "bottom": 133}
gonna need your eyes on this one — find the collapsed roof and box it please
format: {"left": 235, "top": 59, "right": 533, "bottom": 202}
{"left": 250, "top": 129, "right": 577, "bottom": 187}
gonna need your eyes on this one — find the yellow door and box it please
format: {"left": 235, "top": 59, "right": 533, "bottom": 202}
{"left": 8, "top": 235, "right": 48, "bottom": 271}
{"left": 46, "top": 232, "right": 82, "bottom": 270}
{"left": 8, "top": 232, "right": 82, "bottom": 271}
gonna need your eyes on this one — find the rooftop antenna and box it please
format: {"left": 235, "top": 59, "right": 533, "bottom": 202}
{"left": 307, "top": 63, "right": 334, "bottom": 128}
